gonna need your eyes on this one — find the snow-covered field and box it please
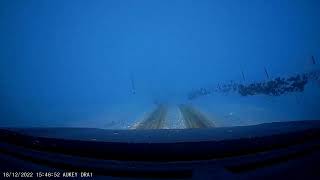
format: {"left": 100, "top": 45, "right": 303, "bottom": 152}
{"left": 191, "top": 83, "right": 320, "bottom": 127}
{"left": 1, "top": 83, "right": 319, "bottom": 130}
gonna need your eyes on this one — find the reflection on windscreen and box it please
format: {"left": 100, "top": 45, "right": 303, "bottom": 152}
{"left": 1, "top": 0, "right": 320, "bottom": 130}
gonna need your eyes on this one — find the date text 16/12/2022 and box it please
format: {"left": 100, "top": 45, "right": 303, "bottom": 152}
{"left": 2, "top": 172, "right": 93, "bottom": 178}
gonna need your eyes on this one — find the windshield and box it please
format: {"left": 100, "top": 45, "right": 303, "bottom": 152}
{"left": 1, "top": 0, "right": 320, "bottom": 130}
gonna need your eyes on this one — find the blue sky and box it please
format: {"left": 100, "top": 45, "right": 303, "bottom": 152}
{"left": 1, "top": 0, "right": 319, "bottom": 127}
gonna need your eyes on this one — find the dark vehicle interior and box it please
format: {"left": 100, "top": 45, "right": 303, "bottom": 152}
{"left": 1, "top": 120, "right": 320, "bottom": 179}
